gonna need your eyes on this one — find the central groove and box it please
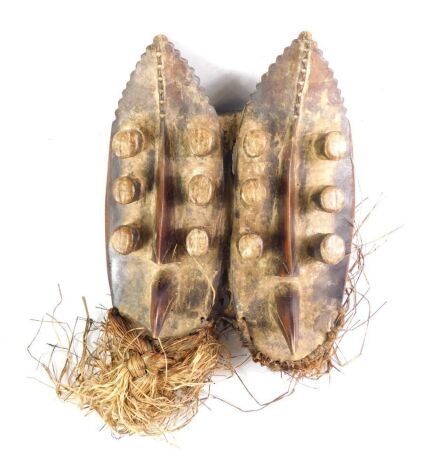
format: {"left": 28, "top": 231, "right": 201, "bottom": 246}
{"left": 153, "top": 38, "right": 173, "bottom": 264}
{"left": 280, "top": 34, "right": 312, "bottom": 276}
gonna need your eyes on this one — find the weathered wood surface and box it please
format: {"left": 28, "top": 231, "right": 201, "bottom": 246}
{"left": 106, "top": 35, "right": 227, "bottom": 338}
{"left": 106, "top": 33, "right": 354, "bottom": 367}
{"left": 230, "top": 32, "right": 354, "bottom": 364}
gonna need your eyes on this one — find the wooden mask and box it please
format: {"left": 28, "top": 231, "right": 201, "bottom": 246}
{"left": 106, "top": 32, "right": 354, "bottom": 369}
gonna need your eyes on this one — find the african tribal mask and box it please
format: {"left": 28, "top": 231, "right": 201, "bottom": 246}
{"left": 230, "top": 33, "right": 354, "bottom": 369}
{"left": 106, "top": 32, "right": 354, "bottom": 369}
{"left": 45, "top": 31, "right": 358, "bottom": 436}
{"left": 106, "top": 34, "right": 227, "bottom": 340}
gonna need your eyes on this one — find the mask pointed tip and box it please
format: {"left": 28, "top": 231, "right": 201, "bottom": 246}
{"left": 150, "top": 274, "right": 175, "bottom": 338}
{"left": 275, "top": 287, "right": 300, "bottom": 355}
{"left": 298, "top": 31, "right": 313, "bottom": 41}
{"left": 153, "top": 34, "right": 169, "bottom": 47}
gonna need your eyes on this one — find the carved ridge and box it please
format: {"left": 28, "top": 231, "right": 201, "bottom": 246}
{"left": 153, "top": 37, "right": 173, "bottom": 264}
{"left": 293, "top": 31, "right": 313, "bottom": 119}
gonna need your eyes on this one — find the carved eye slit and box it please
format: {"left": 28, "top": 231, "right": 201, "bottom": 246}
{"left": 318, "top": 186, "right": 344, "bottom": 213}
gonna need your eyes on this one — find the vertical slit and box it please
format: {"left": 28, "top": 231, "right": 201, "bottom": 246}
{"left": 280, "top": 36, "right": 311, "bottom": 277}
{"left": 153, "top": 41, "right": 174, "bottom": 264}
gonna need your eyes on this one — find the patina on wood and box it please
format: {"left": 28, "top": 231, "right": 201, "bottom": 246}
{"left": 230, "top": 32, "right": 354, "bottom": 365}
{"left": 105, "top": 33, "right": 354, "bottom": 368}
{"left": 106, "top": 35, "right": 227, "bottom": 339}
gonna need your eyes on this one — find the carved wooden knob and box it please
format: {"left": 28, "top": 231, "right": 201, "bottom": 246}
{"left": 112, "top": 129, "right": 144, "bottom": 158}
{"left": 243, "top": 129, "right": 267, "bottom": 158}
{"left": 323, "top": 131, "right": 348, "bottom": 160}
{"left": 112, "top": 176, "right": 139, "bottom": 205}
{"left": 319, "top": 186, "right": 344, "bottom": 213}
{"left": 238, "top": 233, "right": 263, "bottom": 259}
{"left": 241, "top": 178, "right": 267, "bottom": 206}
{"left": 314, "top": 234, "right": 345, "bottom": 265}
{"left": 110, "top": 225, "right": 140, "bottom": 255}
{"left": 188, "top": 128, "right": 215, "bottom": 157}
{"left": 186, "top": 228, "right": 209, "bottom": 256}
{"left": 188, "top": 174, "right": 213, "bottom": 205}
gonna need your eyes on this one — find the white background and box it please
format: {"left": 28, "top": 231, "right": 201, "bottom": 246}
{"left": 1, "top": 0, "right": 422, "bottom": 468}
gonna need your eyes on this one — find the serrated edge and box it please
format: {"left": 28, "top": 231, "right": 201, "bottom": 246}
{"left": 114, "top": 35, "right": 216, "bottom": 123}
{"left": 248, "top": 33, "right": 347, "bottom": 116}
